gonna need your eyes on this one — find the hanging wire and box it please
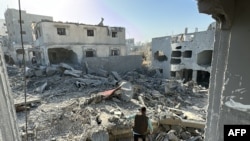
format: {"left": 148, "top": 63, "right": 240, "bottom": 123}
{"left": 18, "top": 0, "right": 28, "bottom": 140}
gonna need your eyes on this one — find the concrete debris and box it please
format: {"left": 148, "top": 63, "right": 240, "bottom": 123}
{"left": 138, "top": 94, "right": 146, "bottom": 106}
{"left": 95, "top": 69, "right": 109, "bottom": 77}
{"left": 7, "top": 66, "right": 208, "bottom": 141}
{"left": 25, "top": 67, "right": 34, "bottom": 77}
{"left": 64, "top": 70, "right": 81, "bottom": 77}
{"left": 15, "top": 97, "right": 41, "bottom": 112}
{"left": 167, "top": 130, "right": 178, "bottom": 141}
{"left": 59, "top": 63, "right": 74, "bottom": 70}
{"left": 74, "top": 78, "right": 103, "bottom": 87}
{"left": 34, "top": 81, "right": 47, "bottom": 93}
{"left": 34, "top": 70, "right": 43, "bottom": 77}
{"left": 111, "top": 71, "right": 122, "bottom": 81}
{"left": 46, "top": 66, "right": 58, "bottom": 76}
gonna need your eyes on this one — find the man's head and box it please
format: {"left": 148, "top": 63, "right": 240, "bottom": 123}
{"left": 140, "top": 107, "right": 146, "bottom": 115}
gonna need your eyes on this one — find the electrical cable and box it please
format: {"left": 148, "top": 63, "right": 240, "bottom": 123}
{"left": 18, "top": 0, "right": 28, "bottom": 140}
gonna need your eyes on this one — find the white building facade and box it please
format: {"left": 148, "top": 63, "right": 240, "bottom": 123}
{"left": 152, "top": 23, "right": 216, "bottom": 87}
{"left": 33, "top": 21, "right": 127, "bottom": 65}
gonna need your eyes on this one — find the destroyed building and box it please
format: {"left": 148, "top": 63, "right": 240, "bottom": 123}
{"left": 4, "top": 8, "right": 53, "bottom": 64}
{"left": 32, "top": 21, "right": 128, "bottom": 66}
{"left": 151, "top": 24, "right": 215, "bottom": 87}
{"left": 2, "top": 0, "right": 250, "bottom": 140}
{"left": 0, "top": 19, "right": 8, "bottom": 48}
{"left": 0, "top": 19, "right": 7, "bottom": 36}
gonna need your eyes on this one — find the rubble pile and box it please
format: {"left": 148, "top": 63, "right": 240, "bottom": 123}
{"left": 7, "top": 64, "right": 208, "bottom": 141}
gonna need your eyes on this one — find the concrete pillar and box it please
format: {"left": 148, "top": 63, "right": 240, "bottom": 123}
{"left": 192, "top": 70, "right": 197, "bottom": 81}
{"left": 198, "top": 0, "right": 250, "bottom": 141}
{"left": 0, "top": 46, "right": 21, "bottom": 140}
{"left": 43, "top": 47, "right": 50, "bottom": 65}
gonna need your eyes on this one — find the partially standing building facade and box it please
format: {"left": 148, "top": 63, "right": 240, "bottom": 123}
{"left": 33, "top": 21, "right": 127, "bottom": 66}
{"left": 151, "top": 23, "right": 216, "bottom": 87}
{"left": 4, "top": 8, "right": 53, "bottom": 64}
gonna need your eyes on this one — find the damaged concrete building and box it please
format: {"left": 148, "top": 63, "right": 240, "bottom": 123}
{"left": 4, "top": 8, "right": 53, "bottom": 64}
{"left": 0, "top": 19, "right": 7, "bottom": 36}
{"left": 151, "top": 24, "right": 215, "bottom": 87}
{"left": 198, "top": 0, "right": 250, "bottom": 141}
{"left": 0, "top": 19, "right": 12, "bottom": 64}
{"left": 33, "top": 21, "right": 128, "bottom": 65}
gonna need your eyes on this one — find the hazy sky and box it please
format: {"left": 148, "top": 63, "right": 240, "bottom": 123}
{"left": 0, "top": 0, "right": 214, "bottom": 42}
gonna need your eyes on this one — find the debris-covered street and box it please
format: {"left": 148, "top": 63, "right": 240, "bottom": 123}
{"left": 8, "top": 63, "right": 208, "bottom": 141}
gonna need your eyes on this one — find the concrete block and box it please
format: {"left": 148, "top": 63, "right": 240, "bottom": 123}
{"left": 46, "top": 66, "right": 57, "bottom": 76}
{"left": 64, "top": 70, "right": 80, "bottom": 77}
{"left": 34, "top": 70, "right": 43, "bottom": 77}
{"left": 111, "top": 71, "right": 122, "bottom": 81}
{"left": 59, "top": 63, "right": 74, "bottom": 70}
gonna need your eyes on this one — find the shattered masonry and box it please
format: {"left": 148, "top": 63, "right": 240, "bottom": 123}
{"left": 10, "top": 63, "right": 208, "bottom": 140}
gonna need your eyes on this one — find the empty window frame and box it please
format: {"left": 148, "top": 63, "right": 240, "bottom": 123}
{"left": 85, "top": 50, "right": 96, "bottom": 57}
{"left": 197, "top": 50, "right": 213, "bottom": 66}
{"left": 110, "top": 49, "right": 120, "bottom": 56}
{"left": 171, "top": 51, "right": 181, "bottom": 57}
{"left": 154, "top": 51, "right": 168, "bottom": 61}
{"left": 176, "top": 46, "right": 182, "bottom": 49}
{"left": 170, "top": 58, "right": 181, "bottom": 64}
{"left": 183, "top": 50, "right": 192, "bottom": 58}
{"left": 112, "top": 32, "right": 118, "bottom": 38}
{"left": 87, "top": 29, "right": 94, "bottom": 36}
{"left": 57, "top": 28, "right": 66, "bottom": 35}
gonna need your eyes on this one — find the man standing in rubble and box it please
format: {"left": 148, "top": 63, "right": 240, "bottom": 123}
{"left": 126, "top": 107, "right": 153, "bottom": 141}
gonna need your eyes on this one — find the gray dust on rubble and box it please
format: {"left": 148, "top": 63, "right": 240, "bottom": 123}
{"left": 7, "top": 64, "right": 208, "bottom": 141}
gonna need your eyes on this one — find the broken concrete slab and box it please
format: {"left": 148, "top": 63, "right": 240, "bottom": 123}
{"left": 95, "top": 69, "right": 109, "bottom": 77}
{"left": 74, "top": 78, "right": 103, "bottom": 86}
{"left": 111, "top": 71, "right": 122, "bottom": 81}
{"left": 84, "top": 74, "right": 107, "bottom": 81}
{"left": 138, "top": 94, "right": 146, "bottom": 106}
{"left": 159, "top": 114, "right": 205, "bottom": 129}
{"left": 64, "top": 70, "right": 80, "bottom": 77}
{"left": 46, "top": 66, "right": 58, "bottom": 76}
{"left": 14, "top": 97, "right": 41, "bottom": 112}
{"left": 59, "top": 63, "right": 74, "bottom": 70}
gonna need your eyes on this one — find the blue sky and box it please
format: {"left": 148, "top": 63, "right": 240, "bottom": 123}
{"left": 0, "top": 0, "right": 214, "bottom": 42}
